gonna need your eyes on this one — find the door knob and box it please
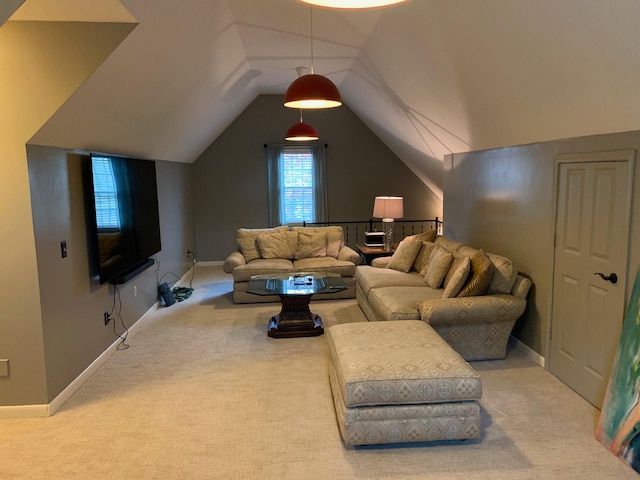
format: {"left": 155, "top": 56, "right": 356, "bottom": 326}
{"left": 594, "top": 272, "right": 618, "bottom": 284}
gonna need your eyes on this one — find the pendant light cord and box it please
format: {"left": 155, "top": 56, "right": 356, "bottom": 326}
{"left": 310, "top": 6, "right": 314, "bottom": 74}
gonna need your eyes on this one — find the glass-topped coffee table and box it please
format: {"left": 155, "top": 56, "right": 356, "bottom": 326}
{"left": 246, "top": 272, "right": 347, "bottom": 338}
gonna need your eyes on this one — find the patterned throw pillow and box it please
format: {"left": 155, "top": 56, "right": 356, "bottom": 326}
{"left": 292, "top": 226, "right": 343, "bottom": 258}
{"left": 443, "top": 252, "right": 468, "bottom": 288}
{"left": 413, "top": 241, "right": 436, "bottom": 275}
{"left": 256, "top": 231, "right": 298, "bottom": 259}
{"left": 434, "top": 235, "right": 465, "bottom": 252}
{"left": 236, "top": 226, "right": 288, "bottom": 262}
{"left": 487, "top": 252, "right": 518, "bottom": 294}
{"left": 442, "top": 255, "right": 471, "bottom": 298}
{"left": 295, "top": 231, "right": 327, "bottom": 259}
{"left": 424, "top": 246, "right": 453, "bottom": 289}
{"left": 405, "top": 229, "right": 437, "bottom": 244}
{"left": 386, "top": 238, "right": 422, "bottom": 273}
{"left": 457, "top": 249, "right": 494, "bottom": 297}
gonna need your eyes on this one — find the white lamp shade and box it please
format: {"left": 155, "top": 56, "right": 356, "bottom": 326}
{"left": 373, "top": 196, "right": 404, "bottom": 219}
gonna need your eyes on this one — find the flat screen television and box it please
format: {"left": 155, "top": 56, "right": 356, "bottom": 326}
{"left": 83, "top": 153, "right": 162, "bottom": 284}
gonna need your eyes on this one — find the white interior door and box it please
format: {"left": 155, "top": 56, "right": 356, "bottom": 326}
{"left": 550, "top": 151, "right": 633, "bottom": 408}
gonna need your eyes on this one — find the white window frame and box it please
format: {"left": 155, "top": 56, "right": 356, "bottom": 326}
{"left": 266, "top": 144, "right": 327, "bottom": 227}
{"left": 91, "top": 156, "right": 121, "bottom": 230}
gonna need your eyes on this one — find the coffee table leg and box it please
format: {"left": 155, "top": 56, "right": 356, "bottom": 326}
{"left": 267, "top": 294, "right": 324, "bottom": 338}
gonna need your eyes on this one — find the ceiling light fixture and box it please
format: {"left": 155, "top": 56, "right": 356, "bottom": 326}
{"left": 284, "top": 7, "right": 342, "bottom": 109}
{"left": 285, "top": 111, "right": 319, "bottom": 141}
{"left": 298, "top": 0, "right": 409, "bottom": 9}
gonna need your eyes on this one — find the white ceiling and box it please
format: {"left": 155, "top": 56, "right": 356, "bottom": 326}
{"left": 10, "top": 0, "right": 640, "bottom": 196}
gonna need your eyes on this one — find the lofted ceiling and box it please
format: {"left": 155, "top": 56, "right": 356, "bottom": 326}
{"left": 8, "top": 0, "right": 640, "bottom": 197}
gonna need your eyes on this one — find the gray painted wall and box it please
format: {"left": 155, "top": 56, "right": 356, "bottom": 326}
{"left": 193, "top": 95, "right": 441, "bottom": 261}
{"left": 27, "top": 145, "right": 194, "bottom": 403}
{"left": 0, "top": 18, "right": 134, "bottom": 409}
{"left": 9, "top": 92, "right": 436, "bottom": 407}
{"left": 445, "top": 130, "right": 640, "bottom": 360}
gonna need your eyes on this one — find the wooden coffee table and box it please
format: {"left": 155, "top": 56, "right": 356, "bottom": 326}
{"left": 247, "top": 273, "right": 347, "bottom": 338}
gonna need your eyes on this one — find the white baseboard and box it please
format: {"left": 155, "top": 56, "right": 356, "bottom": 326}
{"left": 0, "top": 306, "right": 157, "bottom": 420}
{"left": 4, "top": 269, "right": 530, "bottom": 420}
{"left": 196, "top": 260, "right": 223, "bottom": 267}
{"left": 0, "top": 266, "right": 198, "bottom": 419}
{"left": 509, "top": 335, "right": 546, "bottom": 368}
{"left": 0, "top": 403, "right": 50, "bottom": 419}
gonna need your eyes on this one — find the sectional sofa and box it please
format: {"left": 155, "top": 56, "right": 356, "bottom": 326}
{"left": 356, "top": 230, "right": 532, "bottom": 361}
{"left": 223, "top": 225, "right": 362, "bottom": 303}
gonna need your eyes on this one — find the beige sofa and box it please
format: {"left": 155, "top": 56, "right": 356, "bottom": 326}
{"left": 356, "top": 230, "right": 532, "bottom": 361}
{"left": 223, "top": 225, "right": 362, "bottom": 303}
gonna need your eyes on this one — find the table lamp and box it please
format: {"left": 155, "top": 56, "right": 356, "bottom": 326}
{"left": 373, "top": 196, "right": 404, "bottom": 251}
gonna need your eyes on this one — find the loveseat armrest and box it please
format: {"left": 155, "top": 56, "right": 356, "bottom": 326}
{"left": 338, "top": 245, "right": 363, "bottom": 266}
{"left": 223, "top": 251, "right": 246, "bottom": 273}
{"left": 419, "top": 294, "right": 527, "bottom": 327}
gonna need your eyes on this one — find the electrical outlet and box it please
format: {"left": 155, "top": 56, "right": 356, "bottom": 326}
{"left": 186, "top": 249, "right": 193, "bottom": 259}
{"left": 104, "top": 311, "right": 111, "bottom": 326}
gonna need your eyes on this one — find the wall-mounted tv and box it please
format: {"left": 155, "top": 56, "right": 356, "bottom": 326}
{"left": 83, "top": 154, "right": 162, "bottom": 284}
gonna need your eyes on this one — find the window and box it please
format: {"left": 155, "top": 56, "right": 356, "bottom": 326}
{"left": 266, "top": 144, "right": 327, "bottom": 226}
{"left": 91, "top": 156, "right": 121, "bottom": 229}
{"left": 281, "top": 148, "right": 314, "bottom": 224}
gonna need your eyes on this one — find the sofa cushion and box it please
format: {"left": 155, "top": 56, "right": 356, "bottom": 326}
{"left": 387, "top": 238, "right": 422, "bottom": 272}
{"left": 291, "top": 226, "right": 343, "bottom": 258}
{"left": 293, "top": 257, "right": 357, "bottom": 277}
{"left": 442, "top": 255, "right": 471, "bottom": 298}
{"left": 424, "top": 246, "right": 453, "bottom": 289}
{"left": 457, "top": 249, "right": 494, "bottom": 297}
{"left": 256, "top": 231, "right": 298, "bottom": 259}
{"left": 487, "top": 253, "right": 518, "bottom": 294}
{"left": 295, "top": 230, "right": 327, "bottom": 259}
{"left": 236, "top": 226, "right": 288, "bottom": 262}
{"left": 368, "top": 286, "right": 442, "bottom": 321}
{"left": 355, "top": 266, "right": 426, "bottom": 297}
{"left": 231, "top": 258, "right": 294, "bottom": 282}
{"left": 405, "top": 229, "right": 437, "bottom": 244}
{"left": 413, "top": 241, "right": 436, "bottom": 275}
{"left": 457, "top": 245, "right": 478, "bottom": 258}
{"left": 434, "top": 235, "right": 464, "bottom": 253}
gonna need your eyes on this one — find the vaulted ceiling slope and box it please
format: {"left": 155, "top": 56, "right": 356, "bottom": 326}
{"left": 13, "top": 0, "right": 640, "bottom": 196}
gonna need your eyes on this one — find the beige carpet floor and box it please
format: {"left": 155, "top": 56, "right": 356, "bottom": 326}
{"left": 0, "top": 265, "right": 637, "bottom": 479}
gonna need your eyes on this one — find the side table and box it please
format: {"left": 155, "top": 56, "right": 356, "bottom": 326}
{"left": 356, "top": 244, "right": 396, "bottom": 265}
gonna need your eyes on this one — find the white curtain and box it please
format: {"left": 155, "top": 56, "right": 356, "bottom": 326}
{"left": 266, "top": 144, "right": 327, "bottom": 227}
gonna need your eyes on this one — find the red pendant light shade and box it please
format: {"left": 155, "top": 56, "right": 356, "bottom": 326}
{"left": 285, "top": 120, "right": 319, "bottom": 141}
{"left": 299, "top": 0, "right": 408, "bottom": 8}
{"left": 284, "top": 73, "right": 342, "bottom": 109}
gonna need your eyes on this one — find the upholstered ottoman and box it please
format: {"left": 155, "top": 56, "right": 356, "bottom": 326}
{"left": 327, "top": 320, "right": 482, "bottom": 446}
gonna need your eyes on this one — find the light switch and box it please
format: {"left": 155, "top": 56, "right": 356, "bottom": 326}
{"left": 0, "top": 359, "right": 9, "bottom": 377}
